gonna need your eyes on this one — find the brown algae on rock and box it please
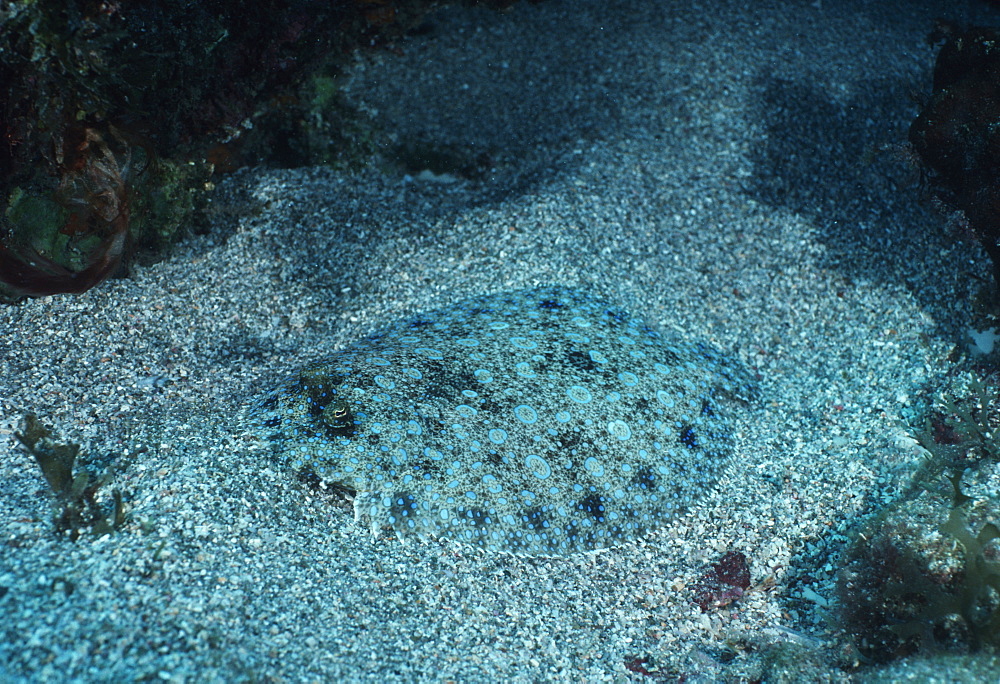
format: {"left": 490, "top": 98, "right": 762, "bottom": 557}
{"left": 251, "top": 286, "right": 753, "bottom": 556}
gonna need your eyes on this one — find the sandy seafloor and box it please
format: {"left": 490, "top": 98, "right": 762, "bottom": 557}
{"left": 4, "top": 0, "right": 1000, "bottom": 681}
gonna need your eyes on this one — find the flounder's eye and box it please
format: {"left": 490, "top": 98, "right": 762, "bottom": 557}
{"left": 322, "top": 400, "right": 355, "bottom": 437}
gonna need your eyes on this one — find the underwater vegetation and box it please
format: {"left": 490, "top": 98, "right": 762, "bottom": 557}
{"left": 0, "top": 0, "right": 537, "bottom": 301}
{"left": 836, "top": 378, "right": 1000, "bottom": 663}
{"left": 252, "top": 285, "right": 755, "bottom": 556}
{"left": 14, "top": 414, "right": 125, "bottom": 540}
{"left": 0, "top": 123, "right": 147, "bottom": 298}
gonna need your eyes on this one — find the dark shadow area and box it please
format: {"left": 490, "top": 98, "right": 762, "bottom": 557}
{"left": 743, "top": 76, "right": 980, "bottom": 323}
{"left": 356, "top": 0, "right": 682, "bottom": 207}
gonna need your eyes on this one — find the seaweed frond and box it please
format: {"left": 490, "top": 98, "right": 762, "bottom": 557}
{"left": 14, "top": 414, "right": 126, "bottom": 540}
{"left": 836, "top": 377, "right": 1000, "bottom": 662}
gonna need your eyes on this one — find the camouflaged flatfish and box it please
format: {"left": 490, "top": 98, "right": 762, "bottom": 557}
{"left": 252, "top": 285, "right": 752, "bottom": 556}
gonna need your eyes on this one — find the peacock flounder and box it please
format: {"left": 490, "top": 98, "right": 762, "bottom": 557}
{"left": 252, "top": 286, "right": 753, "bottom": 556}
